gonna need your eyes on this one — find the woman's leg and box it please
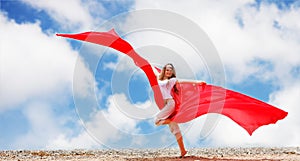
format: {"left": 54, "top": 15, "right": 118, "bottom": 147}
{"left": 155, "top": 100, "right": 175, "bottom": 125}
{"left": 169, "top": 122, "right": 187, "bottom": 157}
{"left": 175, "top": 132, "right": 187, "bottom": 157}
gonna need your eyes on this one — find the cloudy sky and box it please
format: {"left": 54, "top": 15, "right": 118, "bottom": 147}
{"left": 1, "top": 0, "right": 300, "bottom": 150}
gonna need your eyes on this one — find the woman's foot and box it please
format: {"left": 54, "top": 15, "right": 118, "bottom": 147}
{"left": 155, "top": 119, "right": 171, "bottom": 126}
{"left": 163, "top": 119, "right": 171, "bottom": 124}
{"left": 180, "top": 150, "right": 187, "bottom": 158}
{"left": 155, "top": 120, "right": 164, "bottom": 126}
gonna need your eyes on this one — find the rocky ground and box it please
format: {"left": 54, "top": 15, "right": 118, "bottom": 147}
{"left": 1, "top": 147, "right": 299, "bottom": 161}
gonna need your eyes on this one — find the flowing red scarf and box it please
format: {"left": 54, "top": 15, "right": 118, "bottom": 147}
{"left": 57, "top": 29, "right": 287, "bottom": 135}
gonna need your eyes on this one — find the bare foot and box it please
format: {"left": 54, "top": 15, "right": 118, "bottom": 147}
{"left": 180, "top": 150, "right": 187, "bottom": 158}
{"left": 155, "top": 120, "right": 164, "bottom": 126}
{"left": 155, "top": 119, "right": 171, "bottom": 126}
{"left": 163, "top": 119, "right": 171, "bottom": 124}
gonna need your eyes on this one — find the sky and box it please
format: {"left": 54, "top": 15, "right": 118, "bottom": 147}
{"left": 0, "top": 0, "right": 300, "bottom": 150}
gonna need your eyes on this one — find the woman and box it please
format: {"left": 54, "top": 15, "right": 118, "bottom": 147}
{"left": 155, "top": 63, "right": 187, "bottom": 157}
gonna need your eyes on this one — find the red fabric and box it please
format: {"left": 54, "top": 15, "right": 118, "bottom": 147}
{"left": 57, "top": 29, "right": 165, "bottom": 108}
{"left": 57, "top": 29, "right": 288, "bottom": 135}
{"left": 171, "top": 83, "right": 287, "bottom": 135}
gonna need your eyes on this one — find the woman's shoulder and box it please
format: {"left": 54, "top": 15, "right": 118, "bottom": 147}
{"left": 170, "top": 77, "right": 177, "bottom": 80}
{"left": 169, "top": 77, "right": 177, "bottom": 84}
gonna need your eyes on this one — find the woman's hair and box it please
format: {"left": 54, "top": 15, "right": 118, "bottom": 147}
{"left": 159, "top": 63, "right": 176, "bottom": 80}
{"left": 159, "top": 63, "right": 179, "bottom": 94}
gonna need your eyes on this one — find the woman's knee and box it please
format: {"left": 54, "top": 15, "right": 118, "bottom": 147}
{"left": 169, "top": 122, "right": 180, "bottom": 135}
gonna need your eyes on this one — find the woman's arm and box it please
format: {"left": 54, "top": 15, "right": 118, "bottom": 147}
{"left": 178, "top": 79, "right": 206, "bottom": 84}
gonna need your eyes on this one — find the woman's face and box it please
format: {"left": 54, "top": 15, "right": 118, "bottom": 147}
{"left": 164, "top": 65, "right": 173, "bottom": 78}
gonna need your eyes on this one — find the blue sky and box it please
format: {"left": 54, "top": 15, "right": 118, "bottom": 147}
{"left": 1, "top": 0, "right": 300, "bottom": 150}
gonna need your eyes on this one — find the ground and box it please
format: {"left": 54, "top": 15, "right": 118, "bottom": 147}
{"left": 1, "top": 147, "right": 299, "bottom": 161}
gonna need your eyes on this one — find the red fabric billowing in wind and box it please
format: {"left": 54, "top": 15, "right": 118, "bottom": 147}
{"left": 170, "top": 83, "right": 287, "bottom": 135}
{"left": 57, "top": 29, "right": 165, "bottom": 108}
{"left": 57, "top": 29, "right": 288, "bottom": 135}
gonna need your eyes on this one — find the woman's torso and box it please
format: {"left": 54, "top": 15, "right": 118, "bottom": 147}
{"left": 158, "top": 77, "right": 177, "bottom": 101}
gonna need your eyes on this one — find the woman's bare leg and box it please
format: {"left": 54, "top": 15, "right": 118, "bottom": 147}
{"left": 175, "top": 132, "right": 187, "bottom": 157}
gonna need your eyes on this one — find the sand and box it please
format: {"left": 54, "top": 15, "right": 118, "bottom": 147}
{"left": 1, "top": 147, "right": 299, "bottom": 161}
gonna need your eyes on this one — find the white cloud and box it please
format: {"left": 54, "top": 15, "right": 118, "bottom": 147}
{"left": 103, "top": 94, "right": 141, "bottom": 133}
{"left": 0, "top": 10, "right": 100, "bottom": 149}
{"left": 0, "top": 12, "right": 77, "bottom": 111}
{"left": 19, "top": 0, "right": 135, "bottom": 31}
{"left": 207, "top": 3, "right": 300, "bottom": 84}
{"left": 103, "top": 53, "right": 138, "bottom": 73}
{"left": 46, "top": 132, "right": 99, "bottom": 150}
{"left": 73, "top": 56, "right": 97, "bottom": 99}
{"left": 124, "top": 31, "right": 206, "bottom": 78}
{"left": 21, "top": 0, "right": 96, "bottom": 30}
{"left": 132, "top": 0, "right": 300, "bottom": 82}
{"left": 83, "top": 94, "right": 148, "bottom": 147}
{"left": 268, "top": 83, "right": 300, "bottom": 145}
{"left": 13, "top": 102, "right": 65, "bottom": 149}
{"left": 12, "top": 101, "right": 100, "bottom": 150}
